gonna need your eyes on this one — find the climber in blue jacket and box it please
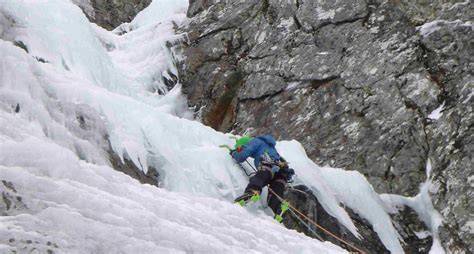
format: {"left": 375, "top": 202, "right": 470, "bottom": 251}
{"left": 231, "top": 134, "right": 295, "bottom": 222}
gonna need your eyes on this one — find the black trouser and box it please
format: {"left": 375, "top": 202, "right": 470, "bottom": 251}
{"left": 245, "top": 165, "right": 287, "bottom": 215}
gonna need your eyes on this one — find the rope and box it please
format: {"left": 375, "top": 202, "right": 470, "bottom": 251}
{"left": 267, "top": 187, "right": 366, "bottom": 254}
{"left": 243, "top": 160, "right": 367, "bottom": 254}
{"left": 286, "top": 204, "right": 324, "bottom": 241}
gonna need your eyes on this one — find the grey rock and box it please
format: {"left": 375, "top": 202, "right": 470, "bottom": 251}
{"left": 187, "top": 0, "right": 218, "bottom": 17}
{"left": 177, "top": 0, "right": 473, "bottom": 251}
{"left": 239, "top": 73, "right": 286, "bottom": 100}
{"left": 73, "top": 0, "right": 152, "bottom": 30}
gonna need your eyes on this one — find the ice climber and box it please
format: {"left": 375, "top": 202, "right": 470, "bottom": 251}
{"left": 231, "top": 134, "right": 295, "bottom": 222}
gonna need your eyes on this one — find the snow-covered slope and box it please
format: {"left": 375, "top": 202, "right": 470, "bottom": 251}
{"left": 0, "top": 0, "right": 444, "bottom": 253}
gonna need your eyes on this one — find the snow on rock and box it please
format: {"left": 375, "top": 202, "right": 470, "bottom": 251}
{"left": 109, "top": 14, "right": 188, "bottom": 101}
{"left": 428, "top": 102, "right": 445, "bottom": 120}
{"left": 380, "top": 160, "right": 445, "bottom": 254}
{"left": 278, "top": 141, "right": 405, "bottom": 254}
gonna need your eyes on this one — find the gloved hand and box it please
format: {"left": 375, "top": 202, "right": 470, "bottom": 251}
{"left": 229, "top": 149, "right": 236, "bottom": 156}
{"left": 277, "top": 160, "right": 288, "bottom": 169}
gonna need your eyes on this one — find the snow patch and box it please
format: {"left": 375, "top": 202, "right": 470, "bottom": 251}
{"left": 468, "top": 175, "right": 474, "bottom": 187}
{"left": 256, "top": 31, "right": 267, "bottom": 44}
{"left": 418, "top": 20, "right": 474, "bottom": 37}
{"left": 463, "top": 90, "right": 474, "bottom": 104}
{"left": 461, "top": 221, "right": 474, "bottom": 234}
{"left": 428, "top": 102, "right": 445, "bottom": 120}
{"left": 278, "top": 17, "right": 294, "bottom": 30}
{"left": 415, "top": 231, "right": 432, "bottom": 239}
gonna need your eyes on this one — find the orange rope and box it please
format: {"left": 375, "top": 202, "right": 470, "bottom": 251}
{"left": 267, "top": 187, "right": 367, "bottom": 254}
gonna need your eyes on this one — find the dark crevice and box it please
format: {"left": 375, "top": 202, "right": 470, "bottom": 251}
{"left": 282, "top": 75, "right": 341, "bottom": 91}
{"left": 261, "top": 0, "right": 269, "bottom": 15}
{"left": 362, "top": 2, "right": 376, "bottom": 28}
{"left": 238, "top": 88, "right": 286, "bottom": 103}
{"left": 421, "top": 118, "right": 431, "bottom": 158}
{"left": 317, "top": 16, "right": 366, "bottom": 31}
{"left": 239, "top": 75, "right": 341, "bottom": 102}
{"left": 384, "top": 139, "right": 406, "bottom": 191}
{"left": 247, "top": 54, "right": 275, "bottom": 60}
{"left": 195, "top": 25, "right": 238, "bottom": 42}
{"left": 309, "top": 76, "right": 340, "bottom": 90}
{"left": 293, "top": 15, "right": 302, "bottom": 30}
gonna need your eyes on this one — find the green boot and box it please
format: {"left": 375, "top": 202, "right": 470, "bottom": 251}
{"left": 274, "top": 201, "right": 290, "bottom": 223}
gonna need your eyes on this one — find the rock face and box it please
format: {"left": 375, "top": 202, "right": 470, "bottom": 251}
{"left": 178, "top": 0, "right": 473, "bottom": 252}
{"left": 73, "top": 0, "right": 152, "bottom": 30}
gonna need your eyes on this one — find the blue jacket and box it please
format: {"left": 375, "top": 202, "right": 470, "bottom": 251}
{"left": 232, "top": 134, "right": 281, "bottom": 168}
